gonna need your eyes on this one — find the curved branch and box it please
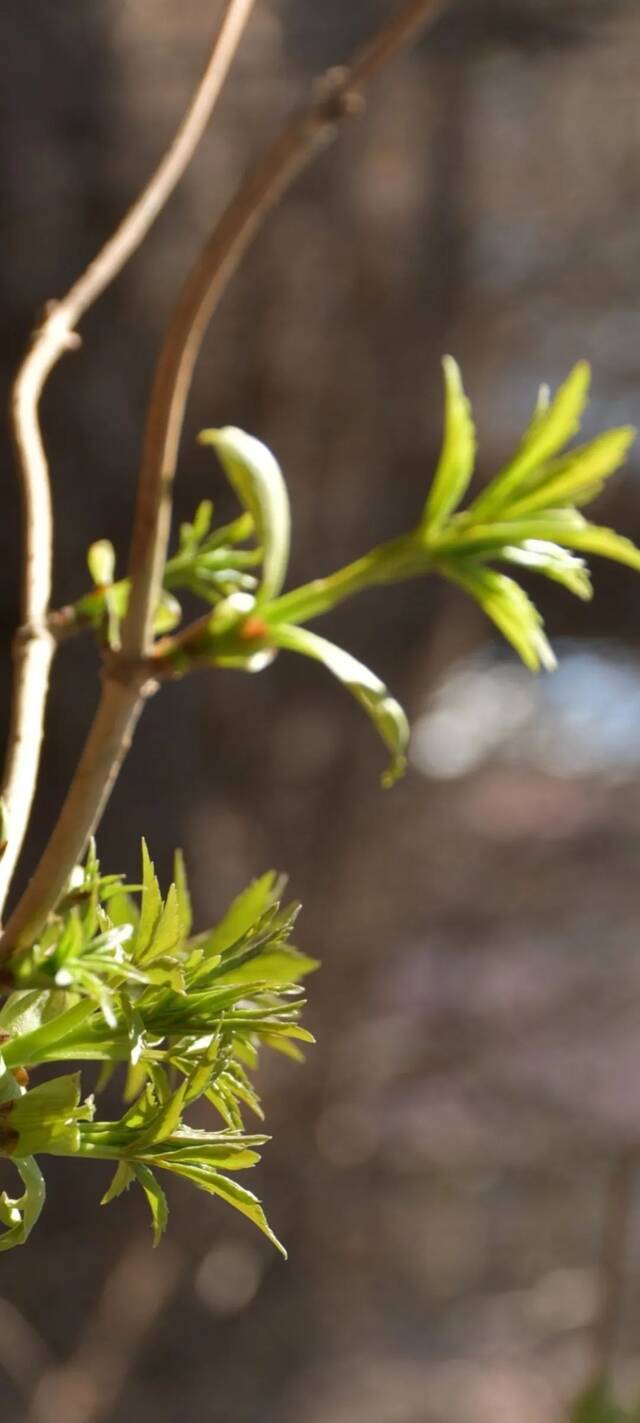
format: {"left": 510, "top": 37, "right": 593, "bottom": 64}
{"left": 122, "top": 0, "right": 447, "bottom": 657}
{"left": 2, "top": 0, "right": 447, "bottom": 954}
{"left": 0, "top": 0, "right": 257, "bottom": 919}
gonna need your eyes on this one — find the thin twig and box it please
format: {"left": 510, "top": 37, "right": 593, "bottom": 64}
{"left": 2, "top": 0, "right": 447, "bottom": 953}
{"left": 122, "top": 0, "right": 447, "bottom": 658}
{"left": 591, "top": 1146, "right": 639, "bottom": 1388}
{"left": 23, "top": 1236, "right": 182, "bottom": 1423}
{"left": 0, "top": 0, "right": 257, "bottom": 921}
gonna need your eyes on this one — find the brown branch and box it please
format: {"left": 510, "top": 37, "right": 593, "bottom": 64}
{"left": 591, "top": 1146, "right": 639, "bottom": 1389}
{"left": 122, "top": 0, "right": 448, "bottom": 658}
{"left": 0, "top": 0, "right": 257, "bottom": 921}
{"left": 24, "top": 1236, "right": 182, "bottom": 1423}
{"left": 2, "top": 0, "right": 447, "bottom": 954}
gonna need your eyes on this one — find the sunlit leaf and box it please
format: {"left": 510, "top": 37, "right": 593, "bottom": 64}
{"left": 472, "top": 361, "right": 591, "bottom": 516}
{"left": 498, "top": 540, "right": 593, "bottom": 599}
{"left": 133, "top": 1163, "right": 169, "bottom": 1246}
{"left": 274, "top": 624, "right": 409, "bottom": 786}
{"left": 134, "top": 841, "right": 163, "bottom": 961}
{"left": 199, "top": 427, "right": 290, "bottom": 602}
{"left": 101, "top": 1160, "right": 135, "bottom": 1205}
{"left": 162, "top": 1161, "right": 286, "bottom": 1257}
{"left": 422, "top": 355, "right": 476, "bottom": 531}
{"left": 87, "top": 539, "right": 116, "bottom": 588}
{"left": 443, "top": 562, "right": 556, "bottom": 671}
{"left": 505, "top": 427, "right": 635, "bottom": 518}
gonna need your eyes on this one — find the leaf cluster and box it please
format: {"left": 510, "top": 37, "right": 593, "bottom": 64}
{"left": 62, "top": 360, "right": 639, "bottom": 787}
{"left": 0, "top": 846, "right": 316, "bottom": 1251}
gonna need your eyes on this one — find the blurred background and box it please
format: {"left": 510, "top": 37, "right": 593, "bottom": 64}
{"left": 2, "top": 1, "right": 640, "bottom": 1419}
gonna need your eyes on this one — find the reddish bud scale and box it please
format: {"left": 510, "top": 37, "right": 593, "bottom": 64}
{"left": 240, "top": 616, "right": 269, "bottom": 641}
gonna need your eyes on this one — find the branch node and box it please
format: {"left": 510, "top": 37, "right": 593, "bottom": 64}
{"left": 313, "top": 67, "right": 366, "bottom": 124}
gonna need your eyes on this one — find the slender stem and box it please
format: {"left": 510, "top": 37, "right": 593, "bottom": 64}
{"left": 2, "top": 0, "right": 447, "bottom": 955}
{"left": 0, "top": 0, "right": 257, "bottom": 921}
{"left": 122, "top": 0, "right": 448, "bottom": 659}
{"left": 6, "top": 673, "right": 153, "bottom": 952}
{"left": 591, "top": 1147, "right": 639, "bottom": 1388}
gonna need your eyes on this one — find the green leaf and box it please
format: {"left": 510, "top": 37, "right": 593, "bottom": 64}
{"left": 196, "top": 873, "right": 281, "bottom": 959}
{"left": 213, "top": 947, "right": 319, "bottom": 988}
{"left": 134, "top": 841, "right": 163, "bottom": 961}
{"left": 173, "top": 850, "right": 192, "bottom": 939}
{"left": 505, "top": 427, "right": 635, "bottom": 518}
{"left": 101, "top": 1160, "right": 135, "bottom": 1205}
{"left": 153, "top": 589, "right": 182, "bottom": 635}
{"left": 191, "top": 500, "right": 214, "bottom": 545}
{"left": 472, "top": 361, "right": 591, "bottom": 517}
{"left": 87, "top": 539, "right": 116, "bottom": 587}
{"left": 163, "top": 1161, "right": 286, "bottom": 1257}
{"left": 443, "top": 562, "right": 556, "bottom": 671}
{"left": 556, "top": 522, "right": 640, "bottom": 572}
{"left": 498, "top": 539, "right": 593, "bottom": 599}
{"left": 199, "top": 427, "right": 290, "bottom": 603}
{"left": 274, "top": 624, "right": 409, "bottom": 787}
{"left": 133, "top": 1163, "right": 169, "bottom": 1246}
{"left": 0, "top": 1156, "right": 46, "bottom": 1252}
{"left": 132, "top": 1080, "right": 188, "bottom": 1150}
{"left": 422, "top": 356, "right": 476, "bottom": 531}
{"left": 143, "top": 884, "right": 182, "bottom": 964}
{"left": 0, "top": 989, "right": 69, "bottom": 1038}
{"left": 2, "top": 1000, "right": 98, "bottom": 1069}
{"left": 7, "top": 1073, "right": 93, "bottom": 1158}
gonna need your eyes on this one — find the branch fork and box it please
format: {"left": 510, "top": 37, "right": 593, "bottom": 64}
{"left": 1, "top": 0, "right": 446, "bottom": 953}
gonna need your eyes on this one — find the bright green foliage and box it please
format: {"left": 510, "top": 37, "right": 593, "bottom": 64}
{"left": 64, "top": 358, "right": 639, "bottom": 785}
{"left": 189, "top": 360, "right": 638, "bottom": 775}
{"left": 3, "top": 356, "right": 639, "bottom": 1259}
{"left": 0, "top": 846, "right": 316, "bottom": 1252}
{"left": 274, "top": 625, "right": 410, "bottom": 787}
{"left": 72, "top": 505, "right": 260, "bottom": 649}
{"left": 198, "top": 427, "right": 291, "bottom": 604}
{"left": 421, "top": 353, "right": 476, "bottom": 531}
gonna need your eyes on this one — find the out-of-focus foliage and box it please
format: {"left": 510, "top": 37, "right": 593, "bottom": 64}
{"left": 572, "top": 1386, "right": 640, "bottom": 1422}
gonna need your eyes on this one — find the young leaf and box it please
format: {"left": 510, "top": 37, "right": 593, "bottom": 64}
{"left": 504, "top": 427, "right": 635, "bottom": 518}
{"left": 163, "top": 1161, "right": 286, "bottom": 1257}
{"left": 498, "top": 540, "right": 593, "bottom": 600}
{"left": 199, "top": 427, "right": 291, "bottom": 603}
{"left": 471, "top": 361, "right": 591, "bottom": 517}
{"left": 556, "top": 522, "right": 640, "bottom": 572}
{"left": 443, "top": 562, "right": 556, "bottom": 671}
{"left": 134, "top": 841, "right": 163, "bottom": 961}
{"left": 173, "top": 850, "right": 192, "bottom": 939}
{"left": 195, "top": 872, "right": 281, "bottom": 959}
{"left": 133, "top": 1163, "right": 169, "bottom": 1246}
{"left": 101, "top": 1160, "right": 135, "bottom": 1205}
{"left": 274, "top": 624, "right": 409, "bottom": 787}
{"left": 422, "top": 356, "right": 476, "bottom": 531}
{"left": 0, "top": 1156, "right": 46, "bottom": 1253}
{"left": 87, "top": 539, "right": 116, "bottom": 588}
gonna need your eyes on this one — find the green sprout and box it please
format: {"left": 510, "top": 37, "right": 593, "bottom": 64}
{"left": 159, "top": 360, "right": 639, "bottom": 785}
{"left": 9, "top": 357, "right": 636, "bottom": 1255}
{"left": 0, "top": 845, "right": 316, "bottom": 1251}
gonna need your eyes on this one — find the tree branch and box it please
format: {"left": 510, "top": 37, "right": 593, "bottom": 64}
{"left": 2, "top": 0, "right": 447, "bottom": 954}
{"left": 122, "top": 0, "right": 447, "bottom": 658}
{"left": 0, "top": 0, "right": 257, "bottom": 920}
{"left": 591, "top": 1146, "right": 639, "bottom": 1389}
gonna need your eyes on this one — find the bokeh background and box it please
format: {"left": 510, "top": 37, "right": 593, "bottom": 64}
{"left": 2, "top": 2, "right": 640, "bottom": 1419}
